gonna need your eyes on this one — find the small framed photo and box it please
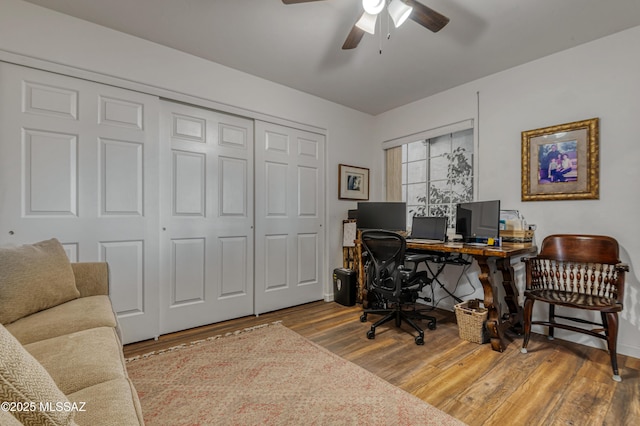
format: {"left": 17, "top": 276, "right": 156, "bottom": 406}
{"left": 339, "top": 164, "right": 369, "bottom": 200}
{"left": 521, "top": 118, "right": 599, "bottom": 201}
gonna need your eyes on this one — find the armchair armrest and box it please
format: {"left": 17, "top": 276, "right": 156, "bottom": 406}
{"left": 616, "top": 263, "right": 630, "bottom": 272}
{"left": 71, "top": 262, "right": 109, "bottom": 297}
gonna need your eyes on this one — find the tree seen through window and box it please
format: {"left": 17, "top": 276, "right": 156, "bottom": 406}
{"left": 402, "top": 129, "right": 474, "bottom": 229}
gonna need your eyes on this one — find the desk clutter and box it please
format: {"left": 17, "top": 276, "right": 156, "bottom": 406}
{"left": 342, "top": 219, "right": 357, "bottom": 269}
{"left": 499, "top": 209, "right": 535, "bottom": 243}
{"left": 499, "top": 229, "right": 535, "bottom": 243}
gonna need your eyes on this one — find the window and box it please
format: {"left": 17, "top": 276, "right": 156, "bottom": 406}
{"left": 400, "top": 128, "right": 474, "bottom": 227}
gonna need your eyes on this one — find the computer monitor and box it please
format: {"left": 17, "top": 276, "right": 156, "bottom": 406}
{"left": 356, "top": 202, "right": 407, "bottom": 231}
{"left": 455, "top": 200, "right": 501, "bottom": 243}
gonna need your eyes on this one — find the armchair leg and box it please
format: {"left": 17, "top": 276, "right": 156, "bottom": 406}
{"left": 548, "top": 304, "right": 556, "bottom": 340}
{"left": 603, "top": 312, "right": 621, "bottom": 381}
{"left": 521, "top": 297, "right": 534, "bottom": 354}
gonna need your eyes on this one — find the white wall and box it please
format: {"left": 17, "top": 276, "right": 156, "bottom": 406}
{"left": 374, "top": 25, "right": 640, "bottom": 358}
{"left": 0, "top": 0, "right": 376, "bottom": 299}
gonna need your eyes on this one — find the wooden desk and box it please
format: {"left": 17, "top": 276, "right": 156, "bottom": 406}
{"left": 356, "top": 237, "right": 537, "bottom": 352}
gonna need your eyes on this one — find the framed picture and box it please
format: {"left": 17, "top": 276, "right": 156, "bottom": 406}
{"left": 521, "top": 118, "right": 599, "bottom": 201}
{"left": 339, "top": 164, "right": 369, "bottom": 200}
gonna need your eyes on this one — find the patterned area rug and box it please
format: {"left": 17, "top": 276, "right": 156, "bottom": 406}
{"left": 126, "top": 322, "right": 465, "bottom": 426}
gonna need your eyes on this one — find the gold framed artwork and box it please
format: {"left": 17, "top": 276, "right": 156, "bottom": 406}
{"left": 521, "top": 118, "right": 599, "bottom": 201}
{"left": 338, "top": 164, "right": 369, "bottom": 200}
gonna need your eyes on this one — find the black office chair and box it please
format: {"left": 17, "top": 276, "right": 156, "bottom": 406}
{"left": 359, "top": 230, "right": 436, "bottom": 345}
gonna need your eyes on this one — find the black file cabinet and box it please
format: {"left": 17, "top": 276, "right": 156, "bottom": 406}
{"left": 333, "top": 268, "right": 357, "bottom": 306}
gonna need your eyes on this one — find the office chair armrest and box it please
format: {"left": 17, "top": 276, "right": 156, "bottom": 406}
{"left": 398, "top": 263, "right": 420, "bottom": 278}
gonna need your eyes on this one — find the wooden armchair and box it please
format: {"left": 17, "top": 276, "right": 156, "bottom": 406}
{"left": 520, "top": 234, "right": 629, "bottom": 381}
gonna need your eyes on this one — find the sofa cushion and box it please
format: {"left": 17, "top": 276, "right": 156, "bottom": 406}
{"left": 25, "top": 326, "right": 127, "bottom": 395}
{"left": 0, "top": 324, "right": 76, "bottom": 426}
{"left": 0, "top": 409, "right": 26, "bottom": 426}
{"left": 71, "top": 262, "right": 110, "bottom": 297}
{"left": 68, "top": 378, "right": 145, "bottom": 426}
{"left": 5, "top": 295, "right": 118, "bottom": 345}
{"left": 0, "top": 238, "right": 80, "bottom": 324}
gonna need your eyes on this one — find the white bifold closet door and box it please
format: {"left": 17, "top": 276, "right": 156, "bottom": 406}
{"left": 158, "top": 101, "right": 254, "bottom": 335}
{"left": 0, "top": 62, "right": 325, "bottom": 341}
{"left": 0, "top": 62, "right": 160, "bottom": 344}
{"left": 254, "top": 121, "right": 325, "bottom": 314}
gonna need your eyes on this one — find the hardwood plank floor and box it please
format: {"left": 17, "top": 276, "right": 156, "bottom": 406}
{"left": 124, "top": 301, "right": 639, "bottom": 425}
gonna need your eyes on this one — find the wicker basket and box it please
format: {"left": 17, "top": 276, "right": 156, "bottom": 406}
{"left": 454, "top": 299, "right": 489, "bottom": 344}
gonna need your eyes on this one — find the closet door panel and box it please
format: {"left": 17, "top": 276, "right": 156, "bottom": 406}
{"left": 265, "top": 235, "right": 289, "bottom": 291}
{"left": 22, "top": 129, "right": 78, "bottom": 216}
{"left": 170, "top": 238, "right": 206, "bottom": 305}
{"left": 297, "top": 233, "right": 318, "bottom": 285}
{"left": 0, "top": 62, "right": 160, "bottom": 344}
{"left": 255, "top": 121, "right": 325, "bottom": 314}
{"left": 100, "top": 240, "right": 145, "bottom": 316}
{"left": 219, "top": 157, "right": 247, "bottom": 216}
{"left": 159, "top": 101, "right": 254, "bottom": 334}
{"left": 98, "top": 96, "right": 144, "bottom": 130}
{"left": 219, "top": 236, "right": 248, "bottom": 297}
{"left": 100, "top": 138, "right": 143, "bottom": 216}
{"left": 172, "top": 150, "right": 206, "bottom": 216}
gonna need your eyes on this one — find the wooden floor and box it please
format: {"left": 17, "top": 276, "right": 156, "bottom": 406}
{"left": 124, "top": 301, "right": 640, "bottom": 425}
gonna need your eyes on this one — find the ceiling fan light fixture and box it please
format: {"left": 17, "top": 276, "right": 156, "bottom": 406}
{"left": 362, "top": 0, "right": 385, "bottom": 15}
{"left": 388, "top": 0, "right": 413, "bottom": 28}
{"left": 355, "top": 12, "right": 377, "bottom": 35}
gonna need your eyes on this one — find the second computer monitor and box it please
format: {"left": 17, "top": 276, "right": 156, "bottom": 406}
{"left": 455, "top": 200, "right": 501, "bottom": 243}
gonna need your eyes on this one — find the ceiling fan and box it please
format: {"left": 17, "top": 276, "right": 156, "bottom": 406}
{"left": 282, "top": 0, "right": 450, "bottom": 50}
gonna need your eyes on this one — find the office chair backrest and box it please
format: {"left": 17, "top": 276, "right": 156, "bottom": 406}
{"left": 361, "top": 230, "right": 406, "bottom": 297}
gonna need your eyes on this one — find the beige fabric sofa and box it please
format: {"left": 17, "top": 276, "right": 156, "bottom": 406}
{"left": 0, "top": 239, "right": 144, "bottom": 425}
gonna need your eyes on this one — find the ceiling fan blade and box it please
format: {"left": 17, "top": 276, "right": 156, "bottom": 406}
{"left": 342, "top": 23, "right": 365, "bottom": 50}
{"left": 405, "top": 0, "right": 450, "bottom": 33}
{"left": 281, "top": 0, "right": 325, "bottom": 4}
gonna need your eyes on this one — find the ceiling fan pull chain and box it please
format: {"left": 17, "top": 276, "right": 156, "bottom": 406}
{"left": 387, "top": 4, "right": 392, "bottom": 40}
{"left": 379, "top": 11, "right": 383, "bottom": 54}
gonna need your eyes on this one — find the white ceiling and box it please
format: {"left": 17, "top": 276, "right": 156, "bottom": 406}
{"left": 22, "top": 0, "right": 640, "bottom": 115}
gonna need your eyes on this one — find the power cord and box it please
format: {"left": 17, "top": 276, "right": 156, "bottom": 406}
{"left": 424, "top": 261, "right": 462, "bottom": 304}
{"left": 434, "top": 255, "right": 477, "bottom": 307}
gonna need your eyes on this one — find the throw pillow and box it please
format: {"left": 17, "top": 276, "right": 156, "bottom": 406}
{"left": 0, "top": 238, "right": 80, "bottom": 324}
{"left": 0, "top": 324, "right": 76, "bottom": 425}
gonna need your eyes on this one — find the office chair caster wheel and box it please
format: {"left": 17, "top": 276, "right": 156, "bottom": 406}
{"left": 427, "top": 321, "right": 436, "bottom": 330}
{"left": 360, "top": 314, "right": 367, "bottom": 322}
{"left": 415, "top": 335, "right": 424, "bottom": 345}
{"left": 367, "top": 330, "right": 375, "bottom": 339}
